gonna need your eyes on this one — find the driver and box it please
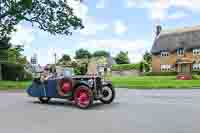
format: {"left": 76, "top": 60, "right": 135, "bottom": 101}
{"left": 41, "top": 66, "right": 54, "bottom": 81}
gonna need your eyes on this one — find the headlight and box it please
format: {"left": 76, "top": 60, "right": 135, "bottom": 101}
{"left": 88, "top": 79, "right": 94, "bottom": 87}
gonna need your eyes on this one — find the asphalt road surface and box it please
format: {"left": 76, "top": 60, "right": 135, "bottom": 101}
{"left": 0, "top": 89, "right": 200, "bottom": 133}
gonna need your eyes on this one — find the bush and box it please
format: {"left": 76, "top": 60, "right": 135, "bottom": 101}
{"left": 2, "top": 63, "right": 32, "bottom": 81}
{"left": 144, "top": 72, "right": 177, "bottom": 76}
{"left": 111, "top": 64, "right": 140, "bottom": 71}
{"left": 192, "top": 71, "right": 200, "bottom": 75}
{"left": 23, "top": 72, "right": 33, "bottom": 81}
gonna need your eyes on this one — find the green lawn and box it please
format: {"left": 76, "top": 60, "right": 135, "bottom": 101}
{"left": 0, "top": 81, "right": 31, "bottom": 90}
{"left": 110, "top": 76, "right": 200, "bottom": 89}
{"left": 1, "top": 76, "right": 200, "bottom": 90}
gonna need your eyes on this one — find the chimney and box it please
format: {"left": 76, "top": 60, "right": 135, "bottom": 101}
{"left": 156, "top": 25, "right": 162, "bottom": 36}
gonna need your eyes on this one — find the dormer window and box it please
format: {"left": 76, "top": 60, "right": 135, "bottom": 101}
{"left": 193, "top": 48, "right": 200, "bottom": 55}
{"left": 160, "top": 51, "right": 169, "bottom": 57}
{"left": 177, "top": 48, "right": 184, "bottom": 56}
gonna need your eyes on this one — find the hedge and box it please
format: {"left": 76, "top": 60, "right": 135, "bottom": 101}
{"left": 111, "top": 64, "right": 140, "bottom": 71}
{"left": 2, "top": 63, "right": 32, "bottom": 81}
{"left": 144, "top": 72, "right": 177, "bottom": 76}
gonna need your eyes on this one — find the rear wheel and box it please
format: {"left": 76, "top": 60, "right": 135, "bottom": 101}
{"left": 100, "top": 85, "right": 115, "bottom": 104}
{"left": 39, "top": 97, "right": 51, "bottom": 103}
{"left": 74, "top": 85, "right": 93, "bottom": 109}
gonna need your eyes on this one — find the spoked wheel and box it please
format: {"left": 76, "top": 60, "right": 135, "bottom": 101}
{"left": 100, "top": 85, "right": 115, "bottom": 104}
{"left": 39, "top": 97, "right": 51, "bottom": 104}
{"left": 74, "top": 85, "right": 93, "bottom": 109}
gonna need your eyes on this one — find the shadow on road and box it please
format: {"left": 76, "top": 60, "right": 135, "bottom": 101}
{"left": 30, "top": 100, "right": 120, "bottom": 110}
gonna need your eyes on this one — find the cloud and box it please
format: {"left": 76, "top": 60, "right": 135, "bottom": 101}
{"left": 67, "top": 0, "right": 88, "bottom": 19}
{"left": 125, "top": 0, "right": 199, "bottom": 21}
{"left": 10, "top": 25, "right": 34, "bottom": 48}
{"left": 167, "top": 11, "right": 188, "bottom": 19}
{"left": 96, "top": 0, "right": 105, "bottom": 9}
{"left": 80, "top": 17, "right": 109, "bottom": 35}
{"left": 113, "top": 20, "right": 128, "bottom": 35}
{"left": 67, "top": 0, "right": 108, "bottom": 36}
{"left": 125, "top": 0, "right": 148, "bottom": 8}
{"left": 79, "top": 39, "right": 150, "bottom": 63}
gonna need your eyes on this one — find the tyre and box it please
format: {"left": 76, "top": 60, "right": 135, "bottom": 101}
{"left": 100, "top": 85, "right": 115, "bottom": 104}
{"left": 74, "top": 85, "right": 94, "bottom": 109}
{"left": 39, "top": 97, "right": 51, "bottom": 104}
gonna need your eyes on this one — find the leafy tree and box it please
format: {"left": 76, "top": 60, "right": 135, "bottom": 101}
{"left": 0, "top": 0, "right": 84, "bottom": 41}
{"left": 58, "top": 54, "right": 71, "bottom": 63}
{"left": 141, "top": 51, "right": 152, "bottom": 72}
{"left": 115, "top": 51, "right": 130, "bottom": 64}
{"left": 6, "top": 45, "right": 28, "bottom": 65}
{"left": 143, "top": 51, "right": 152, "bottom": 64}
{"left": 75, "top": 48, "right": 91, "bottom": 59}
{"left": 93, "top": 50, "right": 109, "bottom": 58}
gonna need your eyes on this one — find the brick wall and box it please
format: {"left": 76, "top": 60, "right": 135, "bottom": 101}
{"left": 152, "top": 51, "right": 197, "bottom": 72}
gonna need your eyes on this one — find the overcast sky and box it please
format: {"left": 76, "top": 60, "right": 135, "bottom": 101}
{"left": 10, "top": 0, "right": 200, "bottom": 65}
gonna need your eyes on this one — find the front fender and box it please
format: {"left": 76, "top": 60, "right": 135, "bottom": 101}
{"left": 102, "top": 80, "right": 113, "bottom": 87}
{"left": 73, "top": 80, "right": 90, "bottom": 89}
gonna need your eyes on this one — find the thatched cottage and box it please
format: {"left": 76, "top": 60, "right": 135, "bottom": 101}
{"left": 151, "top": 25, "right": 200, "bottom": 74}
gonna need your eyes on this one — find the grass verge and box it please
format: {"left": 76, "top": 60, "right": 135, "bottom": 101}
{"left": 110, "top": 76, "right": 200, "bottom": 89}
{"left": 0, "top": 81, "right": 31, "bottom": 90}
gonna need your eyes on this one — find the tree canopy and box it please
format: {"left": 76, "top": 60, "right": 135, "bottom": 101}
{"left": 115, "top": 51, "right": 130, "bottom": 64}
{"left": 0, "top": 0, "right": 84, "bottom": 44}
{"left": 75, "top": 48, "right": 91, "bottom": 59}
{"left": 143, "top": 51, "right": 152, "bottom": 64}
{"left": 93, "top": 50, "right": 109, "bottom": 58}
{"left": 58, "top": 54, "right": 71, "bottom": 64}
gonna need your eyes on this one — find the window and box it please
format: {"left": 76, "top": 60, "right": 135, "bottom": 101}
{"left": 177, "top": 48, "right": 184, "bottom": 56}
{"left": 193, "top": 64, "right": 200, "bottom": 70}
{"left": 160, "top": 51, "right": 169, "bottom": 57}
{"left": 193, "top": 48, "right": 200, "bottom": 55}
{"left": 160, "top": 64, "right": 171, "bottom": 72}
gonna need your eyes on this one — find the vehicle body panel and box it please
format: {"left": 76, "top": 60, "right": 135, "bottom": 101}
{"left": 27, "top": 78, "right": 93, "bottom": 99}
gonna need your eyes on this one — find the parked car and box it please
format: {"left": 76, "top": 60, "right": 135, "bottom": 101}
{"left": 27, "top": 68, "right": 115, "bottom": 109}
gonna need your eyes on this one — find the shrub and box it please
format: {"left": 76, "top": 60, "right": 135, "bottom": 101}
{"left": 192, "top": 71, "right": 200, "bottom": 75}
{"left": 111, "top": 64, "right": 140, "bottom": 71}
{"left": 1, "top": 63, "right": 32, "bottom": 81}
{"left": 144, "top": 72, "right": 177, "bottom": 76}
{"left": 23, "top": 72, "right": 33, "bottom": 81}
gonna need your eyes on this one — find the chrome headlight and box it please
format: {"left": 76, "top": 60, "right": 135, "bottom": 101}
{"left": 88, "top": 79, "right": 94, "bottom": 87}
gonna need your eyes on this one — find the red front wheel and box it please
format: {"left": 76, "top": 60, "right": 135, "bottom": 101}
{"left": 74, "top": 85, "right": 94, "bottom": 109}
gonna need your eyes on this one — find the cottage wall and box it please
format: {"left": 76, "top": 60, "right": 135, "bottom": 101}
{"left": 152, "top": 50, "right": 200, "bottom": 72}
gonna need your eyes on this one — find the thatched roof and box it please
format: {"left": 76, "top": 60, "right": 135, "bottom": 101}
{"left": 151, "top": 25, "right": 200, "bottom": 54}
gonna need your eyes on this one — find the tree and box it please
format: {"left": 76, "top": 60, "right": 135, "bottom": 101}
{"left": 0, "top": 0, "right": 84, "bottom": 41}
{"left": 142, "top": 51, "right": 152, "bottom": 72}
{"left": 75, "top": 48, "right": 91, "bottom": 59}
{"left": 59, "top": 54, "right": 71, "bottom": 62}
{"left": 58, "top": 54, "right": 71, "bottom": 65}
{"left": 115, "top": 51, "right": 130, "bottom": 64}
{"left": 143, "top": 51, "right": 152, "bottom": 64}
{"left": 93, "top": 50, "right": 109, "bottom": 58}
{"left": 7, "top": 45, "right": 28, "bottom": 65}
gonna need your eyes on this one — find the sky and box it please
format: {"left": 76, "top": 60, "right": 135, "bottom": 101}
{"left": 10, "top": 0, "right": 200, "bottom": 65}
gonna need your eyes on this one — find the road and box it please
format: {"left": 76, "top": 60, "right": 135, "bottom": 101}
{"left": 0, "top": 89, "right": 200, "bottom": 133}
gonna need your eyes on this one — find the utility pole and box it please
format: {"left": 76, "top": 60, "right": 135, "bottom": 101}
{"left": 54, "top": 53, "right": 57, "bottom": 65}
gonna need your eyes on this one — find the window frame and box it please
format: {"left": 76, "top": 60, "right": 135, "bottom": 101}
{"left": 193, "top": 48, "right": 200, "bottom": 55}
{"left": 160, "top": 64, "right": 171, "bottom": 72}
{"left": 160, "top": 51, "right": 169, "bottom": 57}
{"left": 177, "top": 48, "right": 184, "bottom": 56}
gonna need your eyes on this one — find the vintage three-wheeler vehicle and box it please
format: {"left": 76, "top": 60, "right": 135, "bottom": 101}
{"left": 26, "top": 67, "right": 115, "bottom": 109}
